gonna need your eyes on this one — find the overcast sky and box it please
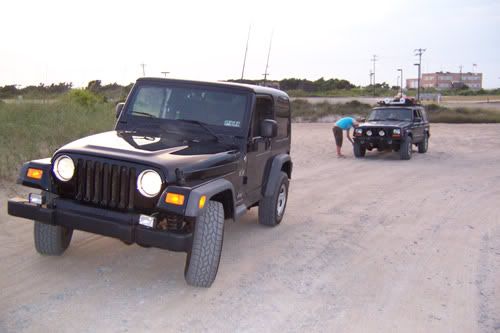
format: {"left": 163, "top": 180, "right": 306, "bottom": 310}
{"left": 1, "top": 0, "right": 499, "bottom": 88}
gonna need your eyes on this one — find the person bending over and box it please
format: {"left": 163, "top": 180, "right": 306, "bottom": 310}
{"left": 332, "top": 117, "right": 361, "bottom": 157}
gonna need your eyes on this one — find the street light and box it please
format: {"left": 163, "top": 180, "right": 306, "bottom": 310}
{"left": 414, "top": 63, "right": 421, "bottom": 101}
{"left": 161, "top": 71, "right": 170, "bottom": 78}
{"left": 397, "top": 68, "right": 403, "bottom": 95}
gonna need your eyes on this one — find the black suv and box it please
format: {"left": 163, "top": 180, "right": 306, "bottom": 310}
{"left": 8, "top": 78, "right": 292, "bottom": 287}
{"left": 353, "top": 98, "right": 430, "bottom": 160}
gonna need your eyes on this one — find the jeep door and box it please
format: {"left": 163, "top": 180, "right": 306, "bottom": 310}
{"left": 411, "top": 109, "right": 425, "bottom": 142}
{"left": 245, "top": 95, "right": 274, "bottom": 204}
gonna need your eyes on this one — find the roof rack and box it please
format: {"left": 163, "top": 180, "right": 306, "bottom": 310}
{"left": 377, "top": 96, "right": 421, "bottom": 106}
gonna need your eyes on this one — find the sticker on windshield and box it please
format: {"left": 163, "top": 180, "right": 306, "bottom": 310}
{"left": 224, "top": 120, "right": 241, "bottom": 128}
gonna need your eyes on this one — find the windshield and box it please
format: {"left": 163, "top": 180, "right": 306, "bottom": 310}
{"left": 368, "top": 108, "right": 413, "bottom": 121}
{"left": 126, "top": 84, "right": 249, "bottom": 132}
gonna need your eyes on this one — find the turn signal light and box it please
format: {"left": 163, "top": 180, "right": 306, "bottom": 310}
{"left": 165, "top": 193, "right": 185, "bottom": 206}
{"left": 27, "top": 168, "right": 43, "bottom": 180}
{"left": 199, "top": 195, "right": 207, "bottom": 209}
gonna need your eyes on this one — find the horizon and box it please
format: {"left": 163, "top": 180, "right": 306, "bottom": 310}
{"left": 1, "top": 0, "right": 499, "bottom": 89}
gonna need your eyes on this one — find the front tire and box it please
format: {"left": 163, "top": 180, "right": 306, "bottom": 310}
{"left": 418, "top": 133, "right": 429, "bottom": 153}
{"left": 353, "top": 142, "right": 366, "bottom": 157}
{"left": 400, "top": 136, "right": 413, "bottom": 160}
{"left": 34, "top": 221, "right": 73, "bottom": 255}
{"left": 258, "top": 172, "right": 289, "bottom": 226}
{"left": 184, "top": 200, "right": 224, "bottom": 288}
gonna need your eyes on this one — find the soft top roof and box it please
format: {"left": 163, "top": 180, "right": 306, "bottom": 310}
{"left": 136, "top": 77, "right": 289, "bottom": 99}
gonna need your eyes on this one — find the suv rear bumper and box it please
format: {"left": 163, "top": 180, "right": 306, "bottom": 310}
{"left": 8, "top": 197, "right": 192, "bottom": 252}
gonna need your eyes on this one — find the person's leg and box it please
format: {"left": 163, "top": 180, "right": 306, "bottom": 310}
{"left": 333, "top": 127, "right": 344, "bottom": 156}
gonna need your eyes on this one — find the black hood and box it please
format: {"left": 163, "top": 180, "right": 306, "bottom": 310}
{"left": 360, "top": 120, "right": 411, "bottom": 128}
{"left": 54, "top": 130, "right": 241, "bottom": 184}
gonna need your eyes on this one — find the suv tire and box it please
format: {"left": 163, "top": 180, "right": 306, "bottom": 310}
{"left": 418, "top": 133, "right": 428, "bottom": 153}
{"left": 34, "top": 221, "right": 73, "bottom": 255}
{"left": 400, "top": 136, "right": 412, "bottom": 160}
{"left": 185, "top": 200, "right": 224, "bottom": 288}
{"left": 354, "top": 143, "right": 366, "bottom": 157}
{"left": 259, "top": 172, "right": 289, "bottom": 226}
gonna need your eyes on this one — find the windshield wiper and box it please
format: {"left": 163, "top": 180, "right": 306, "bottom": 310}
{"left": 176, "top": 119, "right": 219, "bottom": 142}
{"left": 131, "top": 111, "right": 156, "bottom": 118}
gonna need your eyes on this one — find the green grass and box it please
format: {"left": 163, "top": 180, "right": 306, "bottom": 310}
{"left": 425, "top": 104, "right": 500, "bottom": 123}
{"left": 291, "top": 99, "right": 372, "bottom": 121}
{"left": 0, "top": 100, "right": 115, "bottom": 180}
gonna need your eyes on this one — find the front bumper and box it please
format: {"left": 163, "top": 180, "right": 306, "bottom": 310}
{"left": 8, "top": 197, "right": 192, "bottom": 252}
{"left": 355, "top": 136, "right": 400, "bottom": 147}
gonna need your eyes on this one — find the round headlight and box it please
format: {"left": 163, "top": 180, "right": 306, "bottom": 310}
{"left": 137, "top": 170, "right": 163, "bottom": 198}
{"left": 393, "top": 129, "right": 401, "bottom": 135}
{"left": 379, "top": 130, "right": 385, "bottom": 136}
{"left": 355, "top": 128, "right": 363, "bottom": 134}
{"left": 53, "top": 155, "right": 75, "bottom": 182}
{"left": 366, "top": 130, "right": 373, "bottom": 136}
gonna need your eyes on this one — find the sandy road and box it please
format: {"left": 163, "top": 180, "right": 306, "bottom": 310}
{"left": 1, "top": 124, "right": 499, "bottom": 333}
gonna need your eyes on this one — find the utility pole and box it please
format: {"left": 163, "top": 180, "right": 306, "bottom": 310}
{"left": 371, "top": 55, "right": 378, "bottom": 96}
{"left": 369, "top": 70, "right": 374, "bottom": 86}
{"left": 140, "top": 63, "right": 146, "bottom": 77}
{"left": 414, "top": 48, "right": 426, "bottom": 101}
{"left": 459, "top": 65, "right": 463, "bottom": 82}
{"left": 262, "top": 30, "right": 274, "bottom": 85}
{"left": 241, "top": 25, "right": 251, "bottom": 80}
{"left": 161, "top": 71, "right": 170, "bottom": 78}
{"left": 472, "top": 63, "right": 477, "bottom": 74}
{"left": 397, "top": 68, "right": 403, "bottom": 95}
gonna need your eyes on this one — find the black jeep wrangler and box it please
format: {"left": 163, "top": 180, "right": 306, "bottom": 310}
{"left": 353, "top": 98, "right": 430, "bottom": 160}
{"left": 8, "top": 78, "right": 292, "bottom": 287}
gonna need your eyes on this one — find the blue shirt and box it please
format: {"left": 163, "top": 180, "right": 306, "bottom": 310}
{"left": 335, "top": 117, "right": 355, "bottom": 130}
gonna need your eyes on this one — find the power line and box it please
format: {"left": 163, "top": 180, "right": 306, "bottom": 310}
{"left": 371, "top": 55, "right": 378, "bottom": 96}
{"left": 414, "top": 48, "right": 426, "bottom": 101}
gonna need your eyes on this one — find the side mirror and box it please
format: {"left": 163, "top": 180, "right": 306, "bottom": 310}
{"left": 261, "top": 119, "right": 278, "bottom": 138}
{"left": 115, "top": 102, "right": 124, "bottom": 119}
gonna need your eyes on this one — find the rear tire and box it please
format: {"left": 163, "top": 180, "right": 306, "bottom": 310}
{"left": 353, "top": 142, "right": 366, "bottom": 157}
{"left": 34, "top": 221, "right": 73, "bottom": 255}
{"left": 259, "top": 172, "right": 289, "bottom": 226}
{"left": 184, "top": 200, "right": 224, "bottom": 288}
{"left": 418, "top": 133, "right": 429, "bottom": 153}
{"left": 400, "top": 136, "right": 412, "bottom": 160}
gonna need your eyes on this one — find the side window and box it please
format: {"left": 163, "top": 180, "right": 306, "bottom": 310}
{"left": 276, "top": 96, "right": 290, "bottom": 139}
{"left": 252, "top": 96, "right": 273, "bottom": 137}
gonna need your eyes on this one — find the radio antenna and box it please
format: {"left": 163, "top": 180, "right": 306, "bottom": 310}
{"left": 240, "top": 25, "right": 251, "bottom": 80}
{"left": 262, "top": 30, "right": 274, "bottom": 84}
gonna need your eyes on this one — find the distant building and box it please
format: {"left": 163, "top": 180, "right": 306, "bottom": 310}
{"left": 406, "top": 72, "right": 483, "bottom": 90}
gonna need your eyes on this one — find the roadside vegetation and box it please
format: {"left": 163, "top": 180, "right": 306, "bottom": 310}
{"left": 0, "top": 94, "right": 115, "bottom": 180}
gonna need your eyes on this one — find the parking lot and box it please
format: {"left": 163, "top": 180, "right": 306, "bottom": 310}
{"left": 1, "top": 123, "right": 499, "bottom": 332}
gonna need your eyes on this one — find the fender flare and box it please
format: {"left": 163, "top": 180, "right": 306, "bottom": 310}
{"left": 263, "top": 154, "right": 292, "bottom": 197}
{"left": 184, "top": 178, "right": 236, "bottom": 218}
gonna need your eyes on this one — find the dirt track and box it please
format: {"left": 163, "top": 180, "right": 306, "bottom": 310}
{"left": 1, "top": 124, "right": 499, "bottom": 332}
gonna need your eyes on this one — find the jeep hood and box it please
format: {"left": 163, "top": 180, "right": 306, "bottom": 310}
{"left": 360, "top": 120, "right": 411, "bottom": 128}
{"left": 54, "top": 131, "right": 241, "bottom": 183}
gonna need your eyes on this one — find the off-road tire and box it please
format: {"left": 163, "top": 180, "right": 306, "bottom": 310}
{"left": 34, "top": 221, "right": 73, "bottom": 255}
{"left": 400, "top": 136, "right": 412, "bottom": 160}
{"left": 418, "top": 133, "right": 429, "bottom": 153}
{"left": 185, "top": 200, "right": 224, "bottom": 288}
{"left": 354, "top": 143, "right": 366, "bottom": 158}
{"left": 258, "top": 172, "right": 289, "bottom": 226}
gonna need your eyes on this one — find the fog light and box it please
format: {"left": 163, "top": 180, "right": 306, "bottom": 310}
{"left": 27, "top": 168, "right": 43, "bottom": 180}
{"left": 29, "top": 193, "right": 43, "bottom": 205}
{"left": 139, "top": 215, "right": 156, "bottom": 228}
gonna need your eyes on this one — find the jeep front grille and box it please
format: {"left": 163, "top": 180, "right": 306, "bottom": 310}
{"left": 75, "top": 159, "right": 136, "bottom": 210}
